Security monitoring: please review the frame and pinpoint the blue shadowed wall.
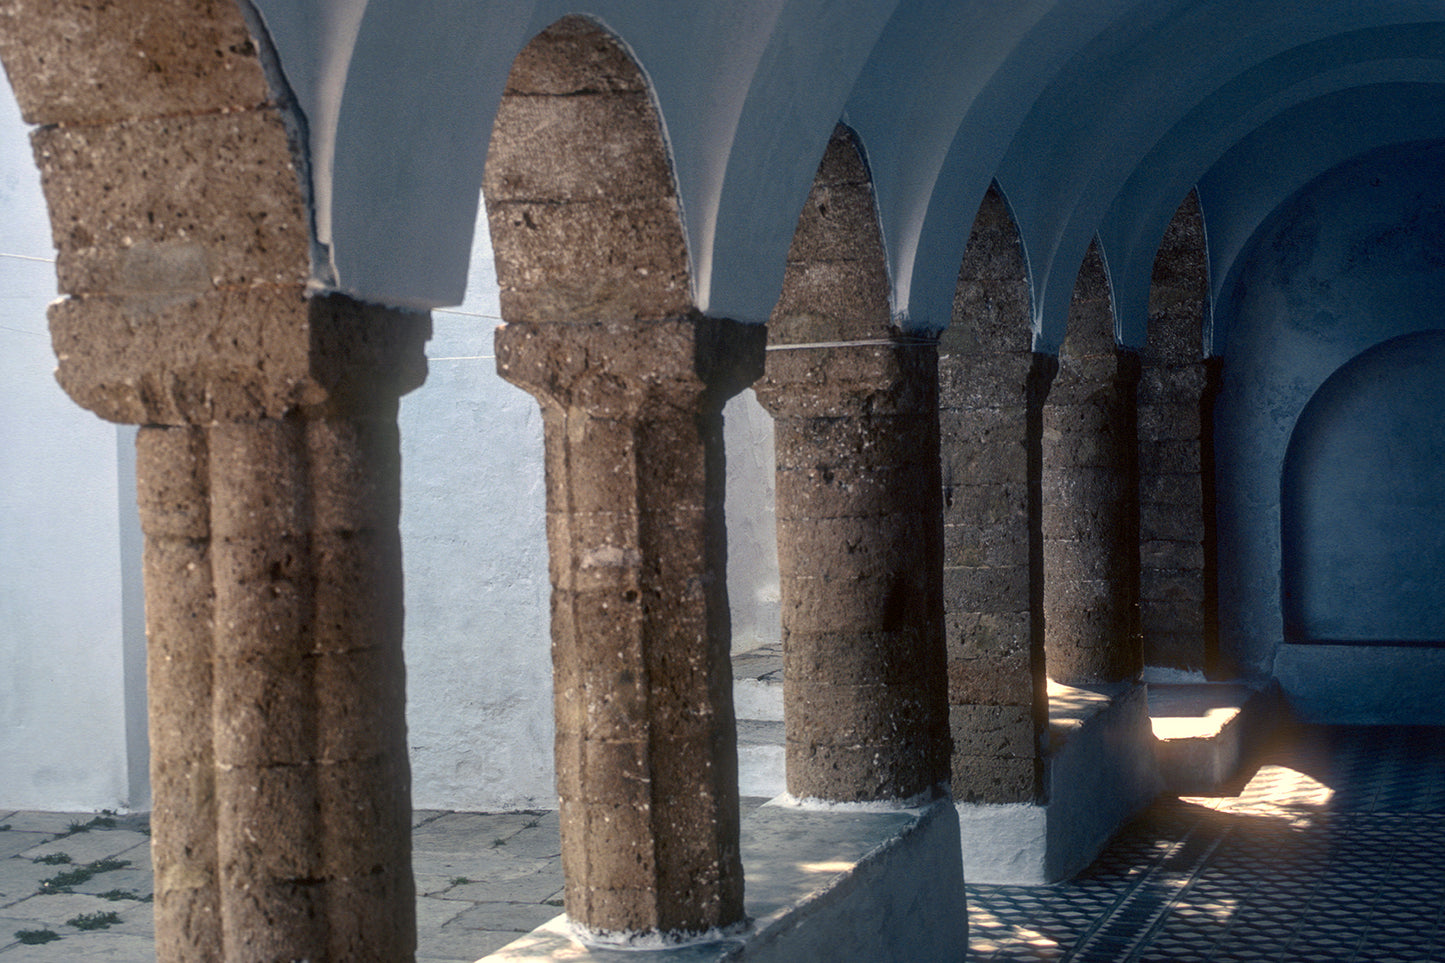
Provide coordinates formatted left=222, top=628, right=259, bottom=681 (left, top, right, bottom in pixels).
left=1213, top=140, right=1445, bottom=674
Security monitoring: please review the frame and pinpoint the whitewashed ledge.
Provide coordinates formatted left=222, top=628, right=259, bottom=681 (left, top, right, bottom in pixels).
left=476, top=796, right=967, bottom=963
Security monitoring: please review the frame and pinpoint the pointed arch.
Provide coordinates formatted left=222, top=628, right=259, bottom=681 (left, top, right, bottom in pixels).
left=483, top=15, right=692, bottom=326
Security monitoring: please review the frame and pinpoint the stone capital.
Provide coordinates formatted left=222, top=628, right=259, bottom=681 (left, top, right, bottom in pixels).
left=50, top=291, right=431, bottom=426
left=494, top=315, right=764, bottom=418
left=753, top=339, right=938, bottom=420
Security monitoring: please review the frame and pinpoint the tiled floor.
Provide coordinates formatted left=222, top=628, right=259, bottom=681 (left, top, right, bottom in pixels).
left=1, top=725, right=1441, bottom=961
left=969, top=725, right=1445, bottom=962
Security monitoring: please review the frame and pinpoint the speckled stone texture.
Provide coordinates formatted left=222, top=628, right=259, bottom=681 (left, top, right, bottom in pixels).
left=136, top=297, right=429, bottom=963
left=754, top=128, right=949, bottom=803
left=939, top=185, right=1049, bottom=804
left=483, top=16, right=690, bottom=326
left=1139, top=191, right=1220, bottom=675
left=1042, top=241, right=1142, bottom=685
left=484, top=18, right=763, bottom=936
left=0, top=2, right=430, bottom=958
left=496, top=317, right=763, bottom=936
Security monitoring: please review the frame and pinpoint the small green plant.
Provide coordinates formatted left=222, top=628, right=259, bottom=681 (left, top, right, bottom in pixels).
left=61, top=814, right=117, bottom=837
left=32, top=852, right=72, bottom=865
left=67, top=911, right=121, bottom=931
left=449, top=876, right=472, bottom=887
left=523, top=817, right=541, bottom=829
left=42, top=856, right=131, bottom=892
left=490, top=837, right=507, bottom=848
left=14, top=928, right=60, bottom=945
left=544, top=898, right=564, bottom=907
left=97, top=889, right=143, bottom=901
left=0, top=823, right=11, bottom=831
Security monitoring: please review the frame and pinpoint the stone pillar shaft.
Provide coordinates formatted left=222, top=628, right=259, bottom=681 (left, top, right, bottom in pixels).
left=938, top=349, right=1052, bottom=802
left=757, top=342, right=950, bottom=802
left=140, top=405, right=416, bottom=961
left=1042, top=245, right=1142, bottom=685
left=941, top=183, right=1049, bottom=804
left=1139, top=190, right=1219, bottom=674
left=496, top=317, right=761, bottom=937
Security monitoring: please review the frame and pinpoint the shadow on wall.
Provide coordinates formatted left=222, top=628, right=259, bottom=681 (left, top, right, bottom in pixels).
left=1282, top=329, right=1445, bottom=646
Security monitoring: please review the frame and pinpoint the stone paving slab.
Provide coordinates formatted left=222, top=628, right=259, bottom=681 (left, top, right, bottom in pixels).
left=19, top=830, right=149, bottom=865
left=0, top=856, right=61, bottom=902
left=0, top=930, right=154, bottom=960
left=0, top=833, right=52, bottom=861
left=0, top=814, right=83, bottom=835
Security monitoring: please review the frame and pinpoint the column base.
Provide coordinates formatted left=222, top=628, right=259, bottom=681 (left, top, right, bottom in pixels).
left=479, top=798, right=966, bottom=962
left=957, top=682, right=1160, bottom=884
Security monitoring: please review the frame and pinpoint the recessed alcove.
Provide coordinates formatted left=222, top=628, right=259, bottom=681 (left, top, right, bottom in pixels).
left=1281, top=329, right=1445, bottom=646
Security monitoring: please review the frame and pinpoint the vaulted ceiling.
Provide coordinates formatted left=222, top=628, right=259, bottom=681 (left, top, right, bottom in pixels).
left=251, top=0, right=1445, bottom=351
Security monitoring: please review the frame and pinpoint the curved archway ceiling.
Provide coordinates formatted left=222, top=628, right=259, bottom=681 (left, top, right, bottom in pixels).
left=255, top=0, right=1445, bottom=345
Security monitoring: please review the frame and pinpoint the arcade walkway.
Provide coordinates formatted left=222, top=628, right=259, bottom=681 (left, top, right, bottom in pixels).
left=1, top=725, right=1441, bottom=962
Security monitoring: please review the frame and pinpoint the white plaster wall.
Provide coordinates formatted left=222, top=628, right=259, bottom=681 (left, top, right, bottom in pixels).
left=0, top=77, right=139, bottom=812
left=398, top=216, right=557, bottom=811
left=723, top=389, right=780, bottom=653
left=398, top=212, right=785, bottom=808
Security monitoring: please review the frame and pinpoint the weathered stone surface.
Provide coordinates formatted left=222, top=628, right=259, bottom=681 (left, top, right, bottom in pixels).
left=757, top=342, right=937, bottom=417
left=946, top=611, right=1032, bottom=661
left=947, top=183, right=1034, bottom=353
left=488, top=198, right=691, bottom=324
left=50, top=288, right=429, bottom=426
left=485, top=92, right=674, bottom=203
left=33, top=109, right=307, bottom=295
left=502, top=15, right=647, bottom=95
left=774, top=459, right=931, bottom=520
left=939, top=184, right=1046, bottom=805
left=1140, top=538, right=1205, bottom=570
left=1145, top=191, right=1209, bottom=366
left=948, top=651, right=1034, bottom=705
left=943, top=519, right=1030, bottom=567
left=949, top=704, right=1034, bottom=758
left=498, top=315, right=755, bottom=934
left=485, top=18, right=693, bottom=331
left=1041, top=240, right=1141, bottom=686
left=0, top=0, right=271, bottom=126
left=952, top=754, right=1038, bottom=803
left=761, top=126, right=949, bottom=804
left=769, top=259, right=894, bottom=341
left=944, top=564, right=1031, bottom=612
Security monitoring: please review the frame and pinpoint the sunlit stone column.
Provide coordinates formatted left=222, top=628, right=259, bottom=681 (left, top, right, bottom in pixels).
left=496, top=315, right=762, bottom=937
left=130, top=297, right=428, bottom=961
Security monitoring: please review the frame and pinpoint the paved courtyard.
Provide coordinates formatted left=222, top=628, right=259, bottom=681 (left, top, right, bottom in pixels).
left=1, top=724, right=1441, bottom=961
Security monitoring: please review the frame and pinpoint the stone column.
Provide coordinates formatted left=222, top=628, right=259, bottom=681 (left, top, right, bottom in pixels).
left=755, top=342, right=950, bottom=802
left=752, top=126, right=949, bottom=803
left=1, top=3, right=429, bottom=957
left=496, top=316, right=762, bottom=938
left=939, top=184, right=1050, bottom=803
left=1139, top=191, right=1220, bottom=675
left=132, top=298, right=428, bottom=962
left=1042, top=242, right=1142, bottom=684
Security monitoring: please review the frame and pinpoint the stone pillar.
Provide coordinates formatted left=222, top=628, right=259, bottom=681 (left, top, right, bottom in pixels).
left=939, top=184, right=1050, bottom=803
left=1042, top=241, right=1142, bottom=684
left=1139, top=191, right=1220, bottom=675
left=496, top=316, right=762, bottom=938
left=134, top=298, right=428, bottom=962
left=756, top=343, right=950, bottom=802
left=0, top=5, right=429, bottom=956
left=753, top=126, right=949, bottom=803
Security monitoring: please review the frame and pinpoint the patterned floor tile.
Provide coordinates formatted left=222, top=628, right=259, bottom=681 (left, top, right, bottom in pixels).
left=968, top=725, right=1445, bottom=962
